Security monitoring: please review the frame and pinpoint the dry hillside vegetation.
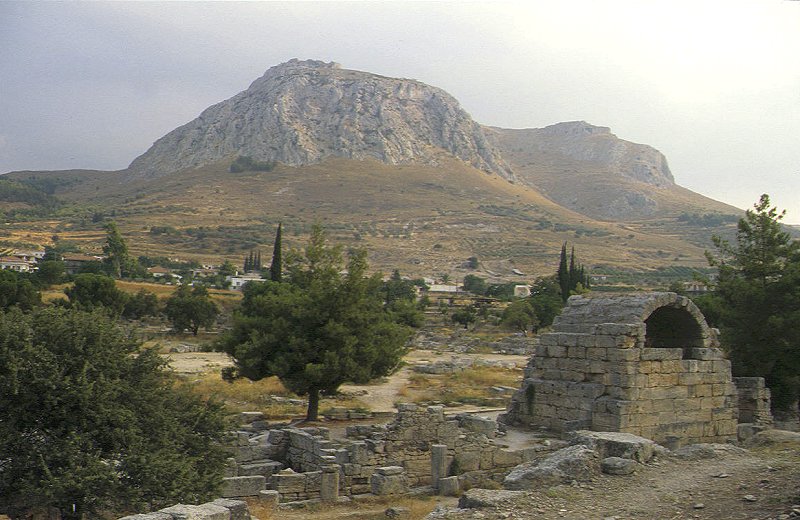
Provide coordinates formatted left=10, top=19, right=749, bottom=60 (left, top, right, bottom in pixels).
left=4, top=156, right=731, bottom=279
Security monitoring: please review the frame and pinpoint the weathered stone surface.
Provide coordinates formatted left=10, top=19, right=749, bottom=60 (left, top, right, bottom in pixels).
left=502, top=293, right=738, bottom=447
left=210, top=499, right=251, bottom=520
left=458, top=489, right=527, bottom=509
left=159, top=504, right=230, bottom=520
left=743, top=429, right=800, bottom=448
left=569, top=431, right=661, bottom=463
left=503, top=445, right=599, bottom=490
left=221, top=476, right=266, bottom=497
left=377, top=465, right=405, bottom=476
left=601, top=456, right=637, bottom=475
left=128, top=60, right=511, bottom=180
left=438, top=476, right=460, bottom=497
left=118, top=514, right=172, bottom=520
left=371, top=470, right=409, bottom=496
left=673, top=443, right=746, bottom=460
left=457, top=414, right=498, bottom=437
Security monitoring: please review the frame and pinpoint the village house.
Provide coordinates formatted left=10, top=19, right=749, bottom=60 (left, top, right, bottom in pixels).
left=227, top=273, right=267, bottom=291
left=147, top=266, right=182, bottom=282
left=0, top=256, right=35, bottom=272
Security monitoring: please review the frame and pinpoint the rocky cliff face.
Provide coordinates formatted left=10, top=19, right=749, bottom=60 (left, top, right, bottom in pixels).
left=128, top=59, right=512, bottom=179
left=492, top=121, right=674, bottom=188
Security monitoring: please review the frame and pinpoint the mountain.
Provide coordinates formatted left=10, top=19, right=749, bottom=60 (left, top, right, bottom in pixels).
left=488, top=121, right=737, bottom=221
left=128, top=59, right=512, bottom=180
left=1, top=60, right=745, bottom=282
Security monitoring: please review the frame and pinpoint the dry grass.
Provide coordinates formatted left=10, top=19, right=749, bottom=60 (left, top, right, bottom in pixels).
left=176, top=372, right=302, bottom=417
left=3, top=155, right=719, bottom=283
left=246, top=494, right=451, bottom=520
left=405, top=365, right=522, bottom=407
left=177, top=370, right=384, bottom=419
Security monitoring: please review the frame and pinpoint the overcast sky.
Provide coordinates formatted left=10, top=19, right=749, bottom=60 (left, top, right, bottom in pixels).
left=1, top=1, right=798, bottom=222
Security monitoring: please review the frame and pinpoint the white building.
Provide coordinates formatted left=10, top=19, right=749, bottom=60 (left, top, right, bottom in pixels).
left=227, top=273, right=267, bottom=291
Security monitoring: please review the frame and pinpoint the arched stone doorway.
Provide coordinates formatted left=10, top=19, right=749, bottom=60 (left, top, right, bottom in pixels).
left=501, top=293, right=738, bottom=447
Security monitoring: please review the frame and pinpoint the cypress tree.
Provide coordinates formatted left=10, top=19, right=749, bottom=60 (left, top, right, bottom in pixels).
left=255, top=251, right=262, bottom=272
left=568, top=246, right=578, bottom=289
left=270, top=222, right=283, bottom=282
left=557, top=242, right=569, bottom=302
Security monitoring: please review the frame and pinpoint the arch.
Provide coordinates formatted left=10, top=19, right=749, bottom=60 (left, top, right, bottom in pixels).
left=643, top=301, right=710, bottom=358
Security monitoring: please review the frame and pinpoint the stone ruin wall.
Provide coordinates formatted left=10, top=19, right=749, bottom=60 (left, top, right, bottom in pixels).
left=502, top=293, right=742, bottom=448
left=225, top=404, right=546, bottom=503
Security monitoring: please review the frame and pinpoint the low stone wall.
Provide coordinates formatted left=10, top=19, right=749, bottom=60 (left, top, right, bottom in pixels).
left=225, top=404, right=545, bottom=503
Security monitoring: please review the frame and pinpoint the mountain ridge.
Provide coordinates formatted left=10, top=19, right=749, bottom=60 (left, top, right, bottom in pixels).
left=128, top=59, right=512, bottom=180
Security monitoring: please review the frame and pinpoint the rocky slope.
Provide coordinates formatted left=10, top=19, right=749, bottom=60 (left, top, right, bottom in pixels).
left=487, top=121, right=696, bottom=220
left=492, top=121, right=674, bottom=186
left=128, top=59, right=512, bottom=180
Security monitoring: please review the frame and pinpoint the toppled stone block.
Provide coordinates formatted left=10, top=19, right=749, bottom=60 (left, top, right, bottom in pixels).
left=737, top=423, right=767, bottom=442
left=371, top=468, right=409, bottom=496
left=601, top=456, right=637, bottom=475
left=456, top=414, right=497, bottom=437
left=221, top=476, right=266, bottom=497
left=159, top=504, right=230, bottom=520
left=744, top=429, right=800, bottom=448
left=438, top=476, right=460, bottom=496
left=210, top=499, right=251, bottom=520
left=569, top=430, right=662, bottom=463
left=503, top=445, right=598, bottom=490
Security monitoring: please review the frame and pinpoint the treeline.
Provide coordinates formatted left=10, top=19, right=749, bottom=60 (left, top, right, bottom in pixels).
left=0, top=178, right=62, bottom=219
left=678, top=212, right=739, bottom=227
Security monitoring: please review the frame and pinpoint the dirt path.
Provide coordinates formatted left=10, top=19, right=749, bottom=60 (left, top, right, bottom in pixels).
left=338, top=350, right=528, bottom=414
left=429, top=441, right=800, bottom=520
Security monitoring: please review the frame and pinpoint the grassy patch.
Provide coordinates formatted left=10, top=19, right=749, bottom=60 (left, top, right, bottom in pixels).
left=405, top=365, right=522, bottom=407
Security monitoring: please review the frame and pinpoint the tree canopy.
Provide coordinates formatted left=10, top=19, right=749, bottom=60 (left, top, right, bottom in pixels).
left=703, top=194, right=800, bottom=415
left=501, top=300, right=539, bottom=334
left=164, top=284, right=219, bottom=335
left=0, top=307, right=227, bottom=519
left=219, top=225, right=412, bottom=421
left=0, top=270, right=41, bottom=311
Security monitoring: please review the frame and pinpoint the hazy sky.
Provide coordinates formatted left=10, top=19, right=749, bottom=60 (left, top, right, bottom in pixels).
left=1, top=1, right=798, bottom=222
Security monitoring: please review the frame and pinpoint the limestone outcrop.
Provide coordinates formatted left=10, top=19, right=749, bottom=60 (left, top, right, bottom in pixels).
left=128, top=59, right=512, bottom=179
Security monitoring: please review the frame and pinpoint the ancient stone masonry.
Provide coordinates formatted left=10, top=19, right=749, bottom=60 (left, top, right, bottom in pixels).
left=501, top=293, right=739, bottom=447
left=733, top=377, right=773, bottom=427
left=225, top=404, right=545, bottom=504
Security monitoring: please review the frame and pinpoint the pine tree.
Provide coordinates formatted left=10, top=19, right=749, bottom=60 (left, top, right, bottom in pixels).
left=221, top=225, right=410, bottom=421
left=270, top=222, right=283, bottom=282
left=705, top=194, right=800, bottom=415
